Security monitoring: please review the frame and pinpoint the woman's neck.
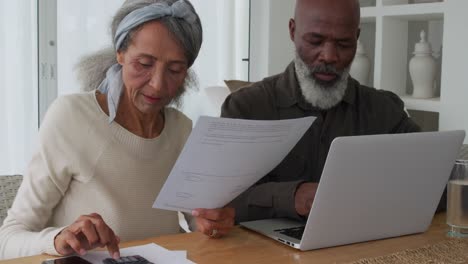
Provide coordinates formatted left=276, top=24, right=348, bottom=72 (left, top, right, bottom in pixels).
left=96, top=91, right=165, bottom=139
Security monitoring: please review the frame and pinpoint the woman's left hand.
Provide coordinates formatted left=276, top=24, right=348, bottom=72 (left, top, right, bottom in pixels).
left=192, top=207, right=235, bottom=238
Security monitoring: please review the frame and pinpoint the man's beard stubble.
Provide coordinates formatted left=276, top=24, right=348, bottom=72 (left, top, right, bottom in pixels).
left=294, top=52, right=350, bottom=110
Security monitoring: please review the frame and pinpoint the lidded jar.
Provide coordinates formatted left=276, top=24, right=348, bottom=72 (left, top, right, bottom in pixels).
left=409, top=30, right=437, bottom=98
left=350, top=39, right=371, bottom=86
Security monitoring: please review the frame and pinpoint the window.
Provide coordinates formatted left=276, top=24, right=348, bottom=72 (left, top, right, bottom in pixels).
left=0, top=0, right=250, bottom=174
left=0, top=1, right=38, bottom=175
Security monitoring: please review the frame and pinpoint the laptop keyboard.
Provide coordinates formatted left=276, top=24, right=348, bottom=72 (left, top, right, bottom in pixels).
left=275, top=226, right=305, bottom=240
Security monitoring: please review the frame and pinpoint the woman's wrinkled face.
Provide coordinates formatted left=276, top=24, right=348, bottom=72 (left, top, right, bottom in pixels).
left=117, top=20, right=188, bottom=115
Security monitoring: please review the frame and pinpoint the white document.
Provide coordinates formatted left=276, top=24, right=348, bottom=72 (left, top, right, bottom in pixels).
left=82, top=243, right=193, bottom=264
left=153, top=116, right=315, bottom=212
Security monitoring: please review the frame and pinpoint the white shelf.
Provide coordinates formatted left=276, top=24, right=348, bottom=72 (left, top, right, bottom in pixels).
left=401, top=96, right=440, bottom=112
left=371, top=1, right=445, bottom=107
left=371, top=0, right=468, bottom=137
left=361, top=7, right=378, bottom=21
left=380, top=0, right=444, bottom=6
left=251, top=0, right=468, bottom=142
left=361, top=3, right=444, bottom=21
left=382, top=3, right=445, bottom=20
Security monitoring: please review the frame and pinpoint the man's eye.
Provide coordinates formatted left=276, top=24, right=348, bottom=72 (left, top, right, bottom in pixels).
left=307, top=40, right=322, bottom=46
left=338, top=42, right=353, bottom=48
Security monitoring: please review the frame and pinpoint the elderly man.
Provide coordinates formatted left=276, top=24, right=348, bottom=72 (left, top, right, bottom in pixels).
left=222, top=0, right=420, bottom=221
left=220, top=0, right=422, bottom=222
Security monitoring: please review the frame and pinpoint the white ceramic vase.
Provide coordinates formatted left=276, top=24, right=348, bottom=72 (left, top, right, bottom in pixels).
left=409, top=30, right=437, bottom=99
left=350, top=39, right=371, bottom=86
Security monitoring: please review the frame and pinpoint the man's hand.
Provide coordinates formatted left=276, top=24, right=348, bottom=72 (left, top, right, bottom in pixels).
left=192, top=207, right=235, bottom=238
left=54, top=213, right=120, bottom=259
left=295, top=182, right=319, bottom=216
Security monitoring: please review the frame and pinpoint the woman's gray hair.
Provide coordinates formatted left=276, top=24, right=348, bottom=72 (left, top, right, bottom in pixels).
left=76, top=0, right=202, bottom=98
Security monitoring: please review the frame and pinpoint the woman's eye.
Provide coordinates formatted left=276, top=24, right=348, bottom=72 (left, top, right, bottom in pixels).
left=139, top=62, right=152, bottom=68
left=168, top=66, right=186, bottom=75
left=137, top=59, right=153, bottom=68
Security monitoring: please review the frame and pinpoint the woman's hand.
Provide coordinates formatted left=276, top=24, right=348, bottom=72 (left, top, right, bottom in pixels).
left=192, top=207, right=235, bottom=238
left=54, top=213, right=120, bottom=259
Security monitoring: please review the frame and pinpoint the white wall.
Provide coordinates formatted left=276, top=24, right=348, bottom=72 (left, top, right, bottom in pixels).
left=57, top=0, right=125, bottom=95
left=249, top=0, right=270, bottom=82
left=439, top=0, right=468, bottom=143
left=250, top=0, right=295, bottom=82
left=178, top=0, right=250, bottom=122
left=267, top=0, right=296, bottom=76
left=0, top=1, right=38, bottom=175
left=190, top=0, right=249, bottom=88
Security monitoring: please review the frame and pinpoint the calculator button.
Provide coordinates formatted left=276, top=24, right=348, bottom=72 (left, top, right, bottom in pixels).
left=102, top=255, right=153, bottom=264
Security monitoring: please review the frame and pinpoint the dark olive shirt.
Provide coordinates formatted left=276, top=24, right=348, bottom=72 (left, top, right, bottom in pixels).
left=221, top=62, right=421, bottom=223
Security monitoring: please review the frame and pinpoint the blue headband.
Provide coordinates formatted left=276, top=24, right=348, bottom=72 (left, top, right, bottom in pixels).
left=115, top=0, right=197, bottom=51
left=98, top=0, right=197, bottom=123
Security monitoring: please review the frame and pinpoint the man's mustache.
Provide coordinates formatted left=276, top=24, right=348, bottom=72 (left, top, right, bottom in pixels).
left=307, top=64, right=341, bottom=76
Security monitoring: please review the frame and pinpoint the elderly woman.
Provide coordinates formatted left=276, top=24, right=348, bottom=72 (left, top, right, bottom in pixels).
left=0, top=0, right=234, bottom=260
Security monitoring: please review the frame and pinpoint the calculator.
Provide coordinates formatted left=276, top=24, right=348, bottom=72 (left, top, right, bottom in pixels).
left=102, top=255, right=153, bottom=264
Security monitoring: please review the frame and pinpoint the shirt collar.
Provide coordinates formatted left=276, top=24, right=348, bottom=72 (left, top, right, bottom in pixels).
left=275, top=62, right=357, bottom=110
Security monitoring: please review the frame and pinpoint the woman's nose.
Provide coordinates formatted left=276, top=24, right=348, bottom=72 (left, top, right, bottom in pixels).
left=148, top=67, right=166, bottom=92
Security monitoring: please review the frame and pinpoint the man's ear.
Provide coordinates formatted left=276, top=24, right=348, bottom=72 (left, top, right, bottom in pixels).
left=289, top=18, right=296, bottom=42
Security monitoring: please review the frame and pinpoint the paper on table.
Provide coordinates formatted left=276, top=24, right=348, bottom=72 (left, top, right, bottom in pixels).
left=82, top=243, right=193, bottom=264
left=153, top=116, right=315, bottom=212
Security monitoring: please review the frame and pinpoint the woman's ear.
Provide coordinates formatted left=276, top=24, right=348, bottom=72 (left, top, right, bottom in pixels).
left=116, top=51, right=125, bottom=65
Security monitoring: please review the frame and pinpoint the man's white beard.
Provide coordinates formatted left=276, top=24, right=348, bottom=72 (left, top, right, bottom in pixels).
left=295, top=53, right=350, bottom=110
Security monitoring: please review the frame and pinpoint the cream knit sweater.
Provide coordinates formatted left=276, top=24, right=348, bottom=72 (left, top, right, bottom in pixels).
left=0, top=91, right=192, bottom=260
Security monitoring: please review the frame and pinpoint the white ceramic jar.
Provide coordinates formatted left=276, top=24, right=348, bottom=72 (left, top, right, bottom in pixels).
left=350, top=39, right=371, bottom=86
left=409, top=30, right=437, bottom=99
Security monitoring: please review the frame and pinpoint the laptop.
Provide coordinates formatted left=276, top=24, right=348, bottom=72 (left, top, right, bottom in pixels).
left=240, top=130, right=465, bottom=251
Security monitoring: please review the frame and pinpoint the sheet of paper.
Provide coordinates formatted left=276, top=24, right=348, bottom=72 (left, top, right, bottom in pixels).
left=82, top=243, right=193, bottom=264
left=153, top=116, right=315, bottom=212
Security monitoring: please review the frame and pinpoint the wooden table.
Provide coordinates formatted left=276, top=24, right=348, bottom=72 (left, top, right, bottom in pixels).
left=0, top=213, right=456, bottom=264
